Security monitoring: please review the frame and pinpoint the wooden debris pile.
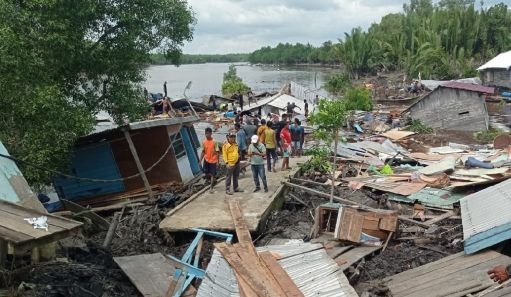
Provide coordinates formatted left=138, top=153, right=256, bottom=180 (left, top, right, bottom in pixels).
left=215, top=200, right=305, bottom=297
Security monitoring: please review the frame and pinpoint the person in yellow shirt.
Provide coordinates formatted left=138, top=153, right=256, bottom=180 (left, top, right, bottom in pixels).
left=257, top=119, right=267, bottom=144
left=264, top=122, right=278, bottom=173
left=222, top=133, right=242, bottom=195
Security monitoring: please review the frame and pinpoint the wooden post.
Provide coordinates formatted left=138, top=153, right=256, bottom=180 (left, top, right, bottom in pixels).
left=0, top=239, right=7, bottom=268
left=122, top=128, right=154, bottom=201
left=31, top=247, right=40, bottom=264
left=331, top=129, right=339, bottom=204
left=103, top=212, right=121, bottom=249
left=186, top=99, right=199, bottom=118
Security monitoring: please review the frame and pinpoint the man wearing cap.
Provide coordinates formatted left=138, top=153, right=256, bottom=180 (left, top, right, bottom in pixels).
left=248, top=135, right=268, bottom=193
left=223, top=132, right=242, bottom=195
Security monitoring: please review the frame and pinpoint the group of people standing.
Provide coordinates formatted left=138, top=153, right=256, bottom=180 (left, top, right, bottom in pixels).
left=199, top=113, right=305, bottom=195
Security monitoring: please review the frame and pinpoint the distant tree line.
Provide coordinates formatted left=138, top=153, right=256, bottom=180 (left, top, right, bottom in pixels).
left=151, top=53, right=249, bottom=65
left=248, top=42, right=338, bottom=65
left=248, top=0, right=511, bottom=80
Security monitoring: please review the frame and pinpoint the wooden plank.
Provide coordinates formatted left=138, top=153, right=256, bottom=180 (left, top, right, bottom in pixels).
left=0, top=200, right=80, bottom=229
left=0, top=209, right=64, bottom=239
left=388, top=253, right=506, bottom=294
left=0, top=239, right=6, bottom=268
left=233, top=244, right=287, bottom=297
left=62, top=199, right=110, bottom=231
left=483, top=286, right=511, bottom=297
left=228, top=200, right=255, bottom=252
left=336, top=246, right=382, bottom=271
left=214, top=242, right=278, bottom=297
left=0, top=225, right=34, bottom=244
left=325, top=245, right=354, bottom=260
left=123, top=129, right=154, bottom=200
left=235, top=271, right=259, bottom=297
left=392, top=256, right=505, bottom=297
left=379, top=216, right=398, bottom=232
left=424, top=211, right=455, bottom=226
left=398, top=216, right=432, bottom=229
left=114, top=253, right=177, bottom=297
left=386, top=251, right=497, bottom=284
left=259, top=251, right=305, bottom=297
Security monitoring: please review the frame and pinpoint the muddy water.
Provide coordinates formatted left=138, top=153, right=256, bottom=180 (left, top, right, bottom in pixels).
left=143, top=63, right=336, bottom=101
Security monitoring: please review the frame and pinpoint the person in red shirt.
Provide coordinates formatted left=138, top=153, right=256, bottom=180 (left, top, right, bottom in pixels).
left=200, top=127, right=220, bottom=193
left=280, top=121, right=292, bottom=170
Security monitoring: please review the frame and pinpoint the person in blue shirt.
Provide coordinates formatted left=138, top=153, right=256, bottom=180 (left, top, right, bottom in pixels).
left=235, top=123, right=247, bottom=161
left=290, top=118, right=305, bottom=157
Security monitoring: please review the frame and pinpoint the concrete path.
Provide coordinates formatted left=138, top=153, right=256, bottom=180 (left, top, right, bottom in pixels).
left=159, top=156, right=309, bottom=232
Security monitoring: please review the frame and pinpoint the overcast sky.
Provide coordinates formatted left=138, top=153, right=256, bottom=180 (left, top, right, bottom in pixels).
left=182, top=0, right=505, bottom=54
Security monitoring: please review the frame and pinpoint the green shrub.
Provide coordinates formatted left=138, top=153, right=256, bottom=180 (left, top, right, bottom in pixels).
left=345, top=87, right=372, bottom=111
left=325, top=72, right=351, bottom=95
left=407, top=119, right=433, bottom=134
left=301, top=146, right=332, bottom=174
left=474, top=129, right=503, bottom=143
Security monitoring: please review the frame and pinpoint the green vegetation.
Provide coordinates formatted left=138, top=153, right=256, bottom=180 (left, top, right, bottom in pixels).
left=0, top=0, right=195, bottom=186
left=474, top=129, right=502, bottom=143
left=249, top=41, right=338, bottom=65
left=324, top=73, right=351, bottom=96
left=345, top=88, right=373, bottom=111
left=308, top=99, right=349, bottom=202
left=222, top=65, right=249, bottom=97
left=302, top=146, right=332, bottom=175
left=248, top=1, right=511, bottom=80
left=407, top=119, right=434, bottom=134
left=151, top=53, right=249, bottom=65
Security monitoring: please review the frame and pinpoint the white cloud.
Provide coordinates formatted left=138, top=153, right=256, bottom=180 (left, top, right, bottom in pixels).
left=182, top=0, right=505, bottom=54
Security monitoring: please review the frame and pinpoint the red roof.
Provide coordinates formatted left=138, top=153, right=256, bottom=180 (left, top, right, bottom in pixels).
left=442, top=81, right=495, bottom=94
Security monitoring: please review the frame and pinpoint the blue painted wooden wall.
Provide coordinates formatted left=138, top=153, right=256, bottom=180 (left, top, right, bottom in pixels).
left=54, top=142, right=125, bottom=201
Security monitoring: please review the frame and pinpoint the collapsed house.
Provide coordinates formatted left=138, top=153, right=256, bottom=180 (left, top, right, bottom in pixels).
left=478, top=50, right=511, bottom=89
left=52, top=115, right=201, bottom=208
left=403, top=81, right=494, bottom=131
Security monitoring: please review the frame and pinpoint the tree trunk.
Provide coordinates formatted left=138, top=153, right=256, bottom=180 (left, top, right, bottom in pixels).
left=331, top=130, right=339, bottom=203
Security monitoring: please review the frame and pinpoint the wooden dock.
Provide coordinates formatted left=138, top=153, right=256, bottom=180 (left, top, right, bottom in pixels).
left=159, top=156, right=308, bottom=232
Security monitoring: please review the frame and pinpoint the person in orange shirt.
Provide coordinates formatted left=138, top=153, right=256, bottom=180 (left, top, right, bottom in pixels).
left=200, top=127, right=220, bottom=193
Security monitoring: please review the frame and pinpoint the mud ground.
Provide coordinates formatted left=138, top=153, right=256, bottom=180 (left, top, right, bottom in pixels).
left=11, top=177, right=224, bottom=297
left=9, top=167, right=461, bottom=297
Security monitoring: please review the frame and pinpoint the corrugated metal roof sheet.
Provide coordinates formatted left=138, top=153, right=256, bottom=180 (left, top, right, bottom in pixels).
left=477, top=50, right=511, bottom=71
left=245, top=93, right=307, bottom=115
left=196, top=243, right=358, bottom=297
left=442, top=81, right=495, bottom=94
left=461, top=178, right=511, bottom=254
left=389, top=188, right=464, bottom=210
left=87, top=115, right=199, bottom=138
left=268, top=94, right=307, bottom=113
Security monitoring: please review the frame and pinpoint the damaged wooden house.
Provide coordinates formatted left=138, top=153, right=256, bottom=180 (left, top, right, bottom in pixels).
left=52, top=114, right=202, bottom=209
left=403, top=81, right=495, bottom=131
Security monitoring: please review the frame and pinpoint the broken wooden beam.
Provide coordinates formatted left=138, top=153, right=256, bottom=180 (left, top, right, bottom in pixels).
left=424, top=211, right=455, bottom=226
left=122, top=128, right=154, bottom=201
left=228, top=200, right=257, bottom=257
left=397, top=216, right=431, bottom=229
left=287, top=192, right=308, bottom=207
left=103, top=212, right=121, bottom=249
left=282, top=181, right=358, bottom=206
left=259, top=251, right=305, bottom=297
left=62, top=199, right=110, bottom=230
left=215, top=242, right=278, bottom=297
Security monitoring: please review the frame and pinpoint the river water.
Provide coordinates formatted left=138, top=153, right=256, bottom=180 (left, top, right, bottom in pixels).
left=143, top=63, right=337, bottom=102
